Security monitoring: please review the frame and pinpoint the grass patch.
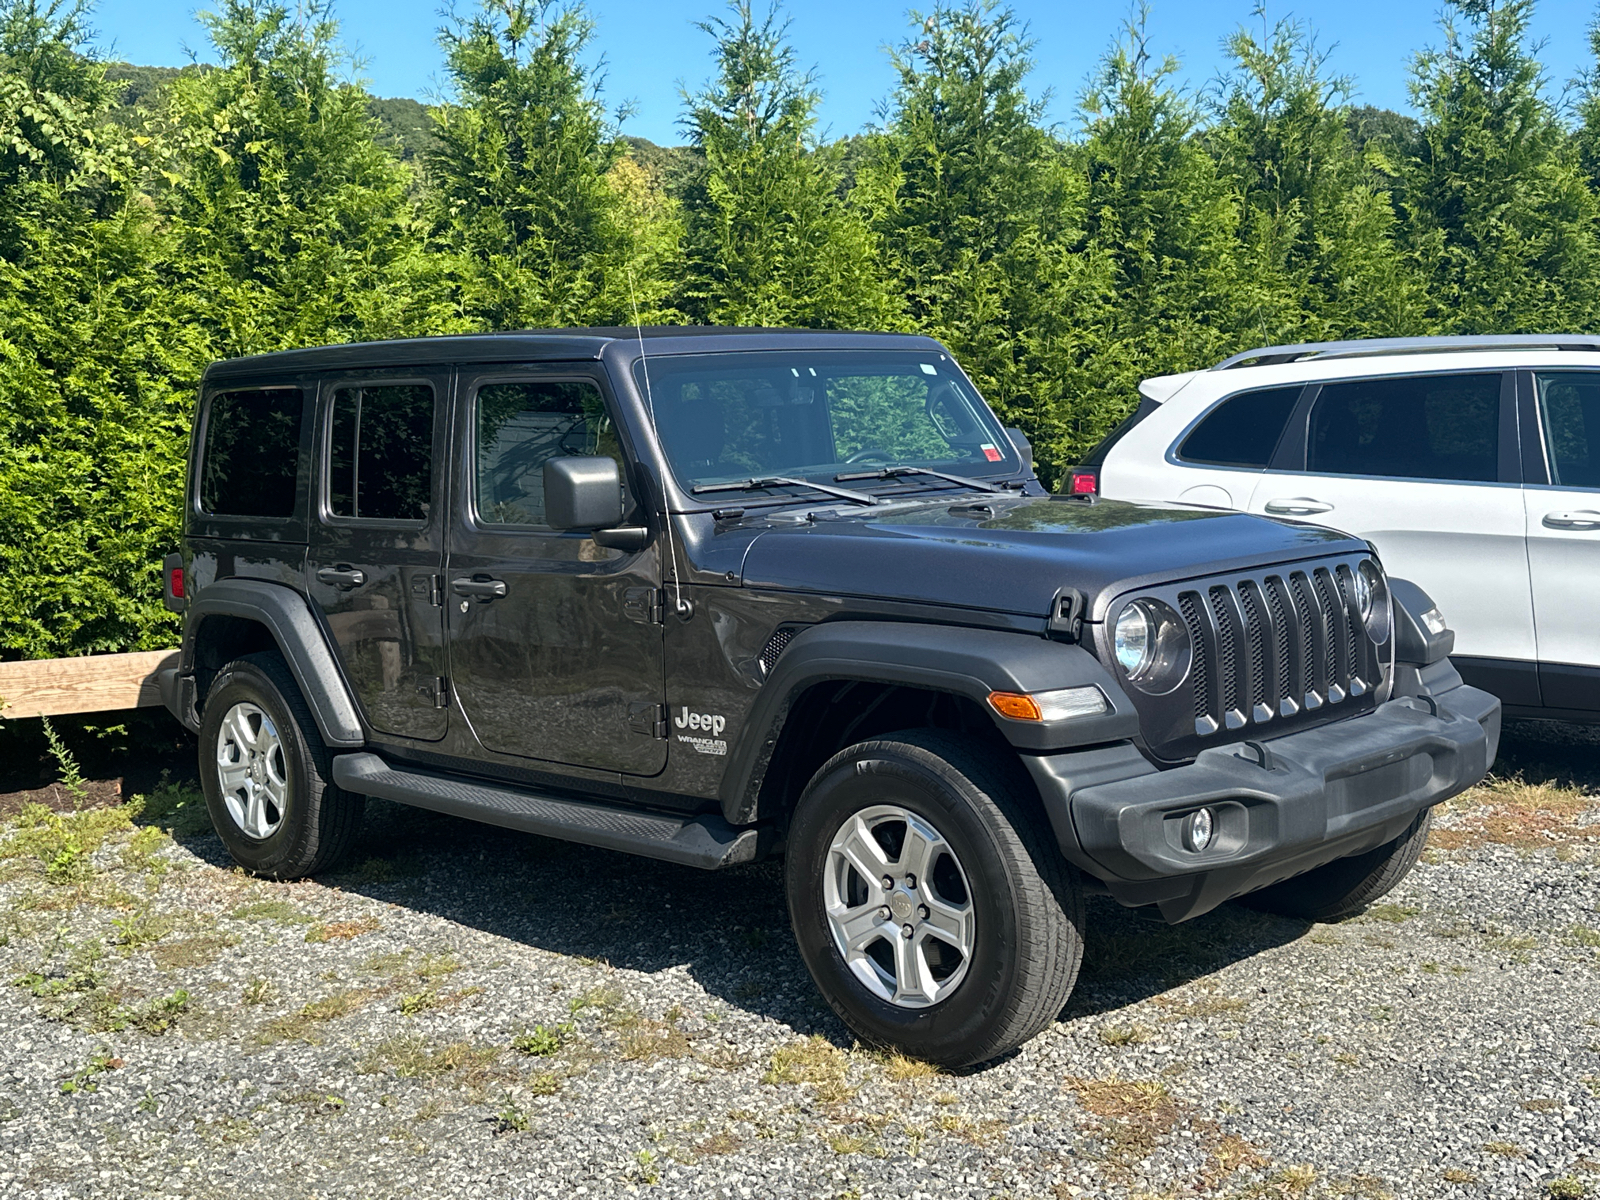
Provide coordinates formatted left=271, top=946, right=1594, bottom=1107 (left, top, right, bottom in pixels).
left=1521, top=1098, right=1563, bottom=1112
left=1443, top=1168, right=1478, bottom=1184
left=880, top=1052, right=941, bottom=1081
left=229, top=899, right=314, bottom=925
left=1099, top=1023, right=1155, bottom=1046
left=150, top=933, right=239, bottom=970
left=1548, top=1178, right=1590, bottom=1199
left=304, top=916, right=381, bottom=943
left=618, top=1017, right=691, bottom=1063
left=1483, top=1140, right=1527, bottom=1158
left=397, top=985, right=483, bottom=1016
left=256, top=989, right=375, bottom=1045
left=1, top=802, right=134, bottom=883
left=133, top=778, right=212, bottom=839
left=1065, top=1075, right=1183, bottom=1167
left=763, top=1036, right=853, bottom=1104
left=1364, top=903, right=1419, bottom=924
left=1153, top=990, right=1248, bottom=1019
left=359, top=1035, right=504, bottom=1086
left=1432, top=776, right=1600, bottom=851
left=1566, top=925, right=1600, bottom=948
left=111, top=909, right=176, bottom=950
left=513, top=1023, right=571, bottom=1057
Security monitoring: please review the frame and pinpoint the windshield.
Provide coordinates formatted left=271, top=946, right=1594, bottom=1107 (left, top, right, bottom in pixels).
left=632, top=350, right=1019, bottom=494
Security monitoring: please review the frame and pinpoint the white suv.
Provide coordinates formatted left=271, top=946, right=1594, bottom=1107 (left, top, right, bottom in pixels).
left=1072, top=334, right=1600, bottom=720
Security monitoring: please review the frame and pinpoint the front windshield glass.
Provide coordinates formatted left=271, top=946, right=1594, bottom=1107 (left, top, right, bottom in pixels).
left=632, top=350, right=1019, bottom=492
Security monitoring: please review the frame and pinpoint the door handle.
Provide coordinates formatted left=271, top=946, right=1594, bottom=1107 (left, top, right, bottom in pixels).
left=1542, top=510, right=1600, bottom=530
left=1263, top=497, right=1334, bottom=516
left=316, top=566, right=366, bottom=589
left=451, top=576, right=508, bottom=600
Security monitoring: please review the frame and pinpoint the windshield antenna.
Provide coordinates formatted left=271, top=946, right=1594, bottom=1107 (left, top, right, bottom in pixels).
left=629, top=270, right=690, bottom=618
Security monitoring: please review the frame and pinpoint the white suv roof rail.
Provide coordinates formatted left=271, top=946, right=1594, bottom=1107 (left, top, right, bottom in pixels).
left=1211, top=333, right=1600, bottom=371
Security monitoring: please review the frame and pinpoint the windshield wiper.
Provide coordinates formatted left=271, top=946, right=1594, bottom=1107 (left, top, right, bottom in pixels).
left=834, top=465, right=1005, bottom=493
left=691, top=476, right=881, bottom=506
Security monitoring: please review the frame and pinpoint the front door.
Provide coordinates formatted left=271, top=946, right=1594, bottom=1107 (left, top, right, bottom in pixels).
left=1245, top=370, right=1534, bottom=668
left=306, top=373, right=449, bottom=741
left=445, top=368, right=667, bottom=775
left=1523, top=369, right=1600, bottom=710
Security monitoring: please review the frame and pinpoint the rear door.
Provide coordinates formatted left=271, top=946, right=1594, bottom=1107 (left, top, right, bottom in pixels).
left=1522, top=369, right=1600, bottom=710
left=444, top=367, right=668, bottom=775
left=306, top=372, right=449, bottom=741
left=1244, top=370, right=1534, bottom=675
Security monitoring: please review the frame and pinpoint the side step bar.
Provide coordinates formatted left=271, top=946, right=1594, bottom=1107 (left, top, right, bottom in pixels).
left=331, top=752, right=762, bottom=870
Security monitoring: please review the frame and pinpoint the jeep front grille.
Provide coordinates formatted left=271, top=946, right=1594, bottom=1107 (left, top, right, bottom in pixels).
left=1109, top=555, right=1389, bottom=762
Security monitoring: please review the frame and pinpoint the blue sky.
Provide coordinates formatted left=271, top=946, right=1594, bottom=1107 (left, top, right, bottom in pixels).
left=91, top=0, right=1600, bottom=145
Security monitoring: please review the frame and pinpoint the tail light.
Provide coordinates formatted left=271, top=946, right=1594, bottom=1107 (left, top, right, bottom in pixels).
left=1067, top=468, right=1099, bottom=495
left=163, top=552, right=186, bottom=612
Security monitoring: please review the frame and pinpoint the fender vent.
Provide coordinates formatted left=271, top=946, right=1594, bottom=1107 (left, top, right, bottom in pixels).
left=759, top=626, right=799, bottom=674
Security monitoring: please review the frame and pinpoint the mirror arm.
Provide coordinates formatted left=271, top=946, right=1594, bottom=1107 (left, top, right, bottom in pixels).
left=592, top=526, right=650, bottom=552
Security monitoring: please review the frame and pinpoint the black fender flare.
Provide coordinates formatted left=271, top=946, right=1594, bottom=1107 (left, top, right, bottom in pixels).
left=182, top=579, right=365, bottom=748
left=718, top=620, right=1139, bottom=822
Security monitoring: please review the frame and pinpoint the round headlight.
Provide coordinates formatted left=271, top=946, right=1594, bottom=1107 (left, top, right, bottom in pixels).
left=1357, top=560, right=1389, bottom=644
left=1113, top=599, right=1192, bottom=694
left=1114, top=603, right=1153, bottom=677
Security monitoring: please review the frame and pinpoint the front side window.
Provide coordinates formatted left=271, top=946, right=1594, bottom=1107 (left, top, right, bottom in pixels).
left=1307, top=373, right=1501, bottom=483
left=636, top=351, right=1017, bottom=489
left=1536, top=372, right=1600, bottom=488
left=200, top=387, right=305, bottom=518
left=1177, top=386, right=1302, bottom=468
left=327, top=383, right=435, bottom=522
left=475, top=380, right=620, bottom=526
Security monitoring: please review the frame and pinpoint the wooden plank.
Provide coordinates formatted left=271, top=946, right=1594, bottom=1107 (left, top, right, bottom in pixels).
left=0, top=650, right=181, bottom=719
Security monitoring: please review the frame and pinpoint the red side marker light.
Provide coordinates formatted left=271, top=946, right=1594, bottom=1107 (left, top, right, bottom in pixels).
left=169, top=568, right=185, bottom=599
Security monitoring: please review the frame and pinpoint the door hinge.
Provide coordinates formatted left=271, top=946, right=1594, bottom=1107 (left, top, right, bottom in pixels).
left=623, top=586, right=665, bottom=625
left=430, top=574, right=444, bottom=607
left=419, top=676, right=448, bottom=708
left=628, top=701, right=668, bottom=739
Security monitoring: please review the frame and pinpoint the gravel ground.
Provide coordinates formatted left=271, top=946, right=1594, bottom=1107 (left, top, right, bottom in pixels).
left=0, top=719, right=1597, bottom=1200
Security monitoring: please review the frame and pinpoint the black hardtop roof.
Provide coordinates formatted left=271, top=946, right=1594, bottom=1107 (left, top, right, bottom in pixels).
left=203, top=326, right=946, bottom=384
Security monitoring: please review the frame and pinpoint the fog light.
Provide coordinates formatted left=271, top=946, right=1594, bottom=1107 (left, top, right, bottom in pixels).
left=1182, top=807, right=1216, bottom=852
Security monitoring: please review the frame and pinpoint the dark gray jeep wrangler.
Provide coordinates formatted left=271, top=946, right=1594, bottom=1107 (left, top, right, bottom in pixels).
left=158, top=328, right=1499, bottom=1066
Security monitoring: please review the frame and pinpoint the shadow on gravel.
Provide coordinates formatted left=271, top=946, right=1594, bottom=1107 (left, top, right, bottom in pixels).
left=306, top=796, right=1313, bottom=1046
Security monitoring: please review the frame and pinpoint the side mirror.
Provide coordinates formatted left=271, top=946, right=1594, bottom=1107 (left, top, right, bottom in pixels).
left=543, top=456, right=649, bottom=551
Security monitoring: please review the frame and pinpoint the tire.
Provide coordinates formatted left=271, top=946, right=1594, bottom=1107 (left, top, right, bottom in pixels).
left=1243, top=808, right=1433, bottom=922
left=784, top=729, right=1084, bottom=1068
left=197, top=651, right=364, bottom=879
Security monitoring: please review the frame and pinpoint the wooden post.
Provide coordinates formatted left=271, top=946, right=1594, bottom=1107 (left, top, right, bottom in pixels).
left=0, top=650, right=181, bottom=719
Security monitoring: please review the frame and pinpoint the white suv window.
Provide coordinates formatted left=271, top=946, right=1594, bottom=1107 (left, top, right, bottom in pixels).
left=1306, top=374, right=1500, bottom=482
left=1176, top=386, right=1302, bottom=468
left=1535, top=372, right=1600, bottom=487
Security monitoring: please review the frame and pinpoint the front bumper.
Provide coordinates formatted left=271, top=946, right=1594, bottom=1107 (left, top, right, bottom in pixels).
left=1025, top=682, right=1500, bottom=922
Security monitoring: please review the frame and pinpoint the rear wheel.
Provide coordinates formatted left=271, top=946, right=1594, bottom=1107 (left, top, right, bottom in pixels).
left=1243, top=808, right=1433, bottom=922
left=197, top=652, right=364, bottom=879
left=785, top=730, right=1084, bottom=1068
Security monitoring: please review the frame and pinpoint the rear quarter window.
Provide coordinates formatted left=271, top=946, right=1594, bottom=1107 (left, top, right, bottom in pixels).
left=200, top=387, right=306, bottom=518
left=1177, top=386, right=1303, bottom=468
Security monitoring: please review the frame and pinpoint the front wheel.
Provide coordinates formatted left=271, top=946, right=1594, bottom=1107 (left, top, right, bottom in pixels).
left=1243, top=808, right=1433, bottom=922
left=785, top=730, right=1084, bottom=1068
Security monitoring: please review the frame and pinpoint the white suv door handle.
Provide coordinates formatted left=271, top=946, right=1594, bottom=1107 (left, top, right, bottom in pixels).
left=1264, top=497, right=1334, bottom=516
left=1542, top=510, right=1600, bottom=531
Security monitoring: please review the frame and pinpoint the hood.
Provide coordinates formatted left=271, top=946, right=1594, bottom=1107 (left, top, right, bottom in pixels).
left=728, top=496, right=1364, bottom=621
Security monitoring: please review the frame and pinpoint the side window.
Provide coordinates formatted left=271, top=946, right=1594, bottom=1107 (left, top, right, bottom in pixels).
left=1177, top=387, right=1302, bottom=468
left=200, top=387, right=305, bottom=518
left=1307, top=373, right=1501, bottom=482
left=474, top=380, right=620, bottom=527
left=1535, top=372, right=1600, bottom=488
left=327, top=383, right=435, bottom=522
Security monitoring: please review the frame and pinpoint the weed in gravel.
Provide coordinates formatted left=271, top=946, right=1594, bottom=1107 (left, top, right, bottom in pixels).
left=1365, top=904, right=1419, bottom=923
left=494, top=1091, right=532, bottom=1133
left=879, top=1052, right=941, bottom=1081
left=60, top=1048, right=122, bottom=1094
left=1522, top=1098, right=1563, bottom=1112
left=933, top=1091, right=959, bottom=1106
left=1567, top=925, right=1600, bottom=948
left=1152, top=990, right=1249, bottom=1019
left=633, top=1149, right=661, bottom=1185
left=130, top=989, right=191, bottom=1034
left=242, top=977, right=273, bottom=1004
left=398, top=985, right=484, bottom=1016
left=111, top=909, right=176, bottom=950
left=1099, top=1023, right=1155, bottom=1046
left=826, top=1130, right=883, bottom=1157
left=1549, top=1178, right=1590, bottom=1199
left=527, top=1071, right=562, bottom=1096
left=513, top=1023, right=571, bottom=1057
left=619, top=1016, right=692, bottom=1063
left=1442, top=1168, right=1478, bottom=1184
left=132, top=778, right=211, bottom=839
left=1065, top=1076, right=1183, bottom=1169
left=229, top=899, right=314, bottom=925
left=2, top=802, right=134, bottom=883
left=1433, top=776, right=1600, bottom=850
left=150, top=933, right=239, bottom=970
left=1201, top=1134, right=1269, bottom=1186
left=1264, top=1165, right=1318, bottom=1195
left=569, top=985, right=624, bottom=1015
left=360, top=1035, right=504, bottom=1086
left=695, top=1129, right=742, bottom=1156
left=764, top=1037, right=852, bottom=1104
left=256, top=989, right=375, bottom=1045
left=1483, top=1140, right=1527, bottom=1158
left=194, top=1116, right=257, bottom=1145
left=120, top=827, right=170, bottom=876
left=304, top=916, right=381, bottom=943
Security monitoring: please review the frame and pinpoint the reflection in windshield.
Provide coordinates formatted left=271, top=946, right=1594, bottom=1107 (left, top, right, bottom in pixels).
left=635, top=351, right=1018, bottom=490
